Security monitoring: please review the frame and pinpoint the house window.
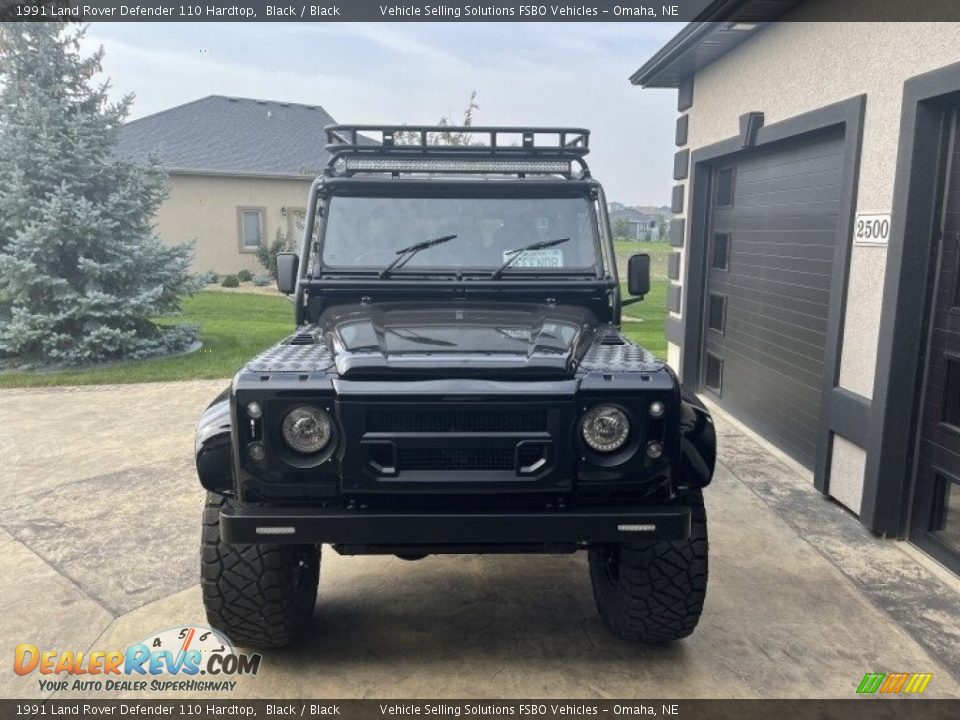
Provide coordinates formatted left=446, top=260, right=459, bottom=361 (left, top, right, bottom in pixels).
left=239, top=208, right=265, bottom=251
left=930, top=473, right=960, bottom=552
left=716, top=167, right=735, bottom=207
left=712, top=233, right=730, bottom=270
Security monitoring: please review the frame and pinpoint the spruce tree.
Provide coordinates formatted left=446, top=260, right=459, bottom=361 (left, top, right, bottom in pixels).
left=0, top=23, right=198, bottom=367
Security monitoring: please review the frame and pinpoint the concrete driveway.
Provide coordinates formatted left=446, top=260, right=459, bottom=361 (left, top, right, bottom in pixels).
left=2, top=381, right=959, bottom=699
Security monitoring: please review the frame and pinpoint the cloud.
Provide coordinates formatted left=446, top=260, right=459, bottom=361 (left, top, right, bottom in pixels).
left=84, top=22, right=679, bottom=204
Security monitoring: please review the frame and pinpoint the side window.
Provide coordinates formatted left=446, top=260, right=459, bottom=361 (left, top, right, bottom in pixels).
left=708, top=294, right=727, bottom=334
left=716, top=166, right=735, bottom=207
left=942, top=355, right=960, bottom=428
left=704, top=352, right=723, bottom=394
left=712, top=233, right=730, bottom=271
left=239, top=208, right=264, bottom=252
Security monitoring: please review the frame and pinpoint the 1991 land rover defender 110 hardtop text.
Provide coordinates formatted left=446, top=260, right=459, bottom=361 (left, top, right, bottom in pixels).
left=195, top=126, right=716, bottom=648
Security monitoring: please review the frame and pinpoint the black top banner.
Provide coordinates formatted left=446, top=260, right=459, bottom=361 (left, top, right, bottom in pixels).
left=2, top=0, right=959, bottom=22
left=2, top=700, right=960, bottom=720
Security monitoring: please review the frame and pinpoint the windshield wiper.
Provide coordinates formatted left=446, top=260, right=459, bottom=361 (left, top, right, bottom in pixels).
left=490, top=238, right=570, bottom=279
left=379, top=234, right=458, bottom=278
left=385, top=327, right=457, bottom=347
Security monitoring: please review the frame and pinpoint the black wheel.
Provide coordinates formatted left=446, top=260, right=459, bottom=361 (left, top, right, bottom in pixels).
left=589, top=490, right=708, bottom=643
left=200, top=493, right=320, bottom=648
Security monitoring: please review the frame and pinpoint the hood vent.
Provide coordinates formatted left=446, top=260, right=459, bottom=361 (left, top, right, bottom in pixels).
left=288, top=332, right=318, bottom=346
left=599, top=331, right=627, bottom=346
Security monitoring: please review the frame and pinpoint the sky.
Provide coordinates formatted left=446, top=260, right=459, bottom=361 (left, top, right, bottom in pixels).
left=84, top=22, right=683, bottom=205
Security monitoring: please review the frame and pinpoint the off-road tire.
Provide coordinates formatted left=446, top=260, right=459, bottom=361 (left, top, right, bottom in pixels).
left=201, top=493, right=320, bottom=648
left=588, top=490, right=708, bottom=643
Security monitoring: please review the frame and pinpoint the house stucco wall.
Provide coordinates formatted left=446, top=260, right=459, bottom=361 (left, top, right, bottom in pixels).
left=154, top=173, right=313, bottom=275
left=670, top=7, right=960, bottom=511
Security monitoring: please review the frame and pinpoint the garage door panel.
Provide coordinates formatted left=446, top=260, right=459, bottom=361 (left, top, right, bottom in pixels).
left=702, top=127, right=844, bottom=469
left=737, top=166, right=845, bottom=194
left=722, top=298, right=828, bottom=344
left=710, top=332, right=824, bottom=391
left=712, top=392, right=819, bottom=462
left=716, top=273, right=832, bottom=308
left=724, top=317, right=827, bottom=365
left=735, top=184, right=845, bottom=208
left=731, top=213, right=840, bottom=233
left=731, top=242, right=836, bottom=264
left=726, top=258, right=833, bottom=289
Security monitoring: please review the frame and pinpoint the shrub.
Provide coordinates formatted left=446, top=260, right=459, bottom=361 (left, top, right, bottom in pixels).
left=0, top=24, right=198, bottom=367
left=221, top=275, right=239, bottom=288
left=202, top=271, right=219, bottom=284
left=237, top=269, right=253, bottom=282
left=253, top=275, right=270, bottom=287
left=256, top=229, right=291, bottom=279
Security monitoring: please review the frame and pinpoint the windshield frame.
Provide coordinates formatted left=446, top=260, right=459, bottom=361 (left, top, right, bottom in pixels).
left=313, top=180, right=607, bottom=279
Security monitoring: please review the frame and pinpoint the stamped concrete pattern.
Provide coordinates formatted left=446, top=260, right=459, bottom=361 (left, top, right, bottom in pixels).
left=1, top=381, right=959, bottom=700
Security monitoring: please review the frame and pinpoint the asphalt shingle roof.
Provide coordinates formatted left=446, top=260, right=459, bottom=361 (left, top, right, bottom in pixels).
left=116, top=95, right=339, bottom=177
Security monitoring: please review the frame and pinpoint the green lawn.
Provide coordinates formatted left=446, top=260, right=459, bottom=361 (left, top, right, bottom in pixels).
left=0, top=274, right=671, bottom=388
left=0, top=292, right=294, bottom=388
left=614, top=240, right=671, bottom=282
left=621, top=280, right=668, bottom=360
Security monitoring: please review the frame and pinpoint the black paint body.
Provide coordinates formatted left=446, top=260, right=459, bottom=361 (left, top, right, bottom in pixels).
left=195, top=127, right=715, bottom=555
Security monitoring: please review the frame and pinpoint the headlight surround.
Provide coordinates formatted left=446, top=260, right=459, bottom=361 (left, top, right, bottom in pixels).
left=580, top=405, right=631, bottom=453
left=281, top=405, right=333, bottom=455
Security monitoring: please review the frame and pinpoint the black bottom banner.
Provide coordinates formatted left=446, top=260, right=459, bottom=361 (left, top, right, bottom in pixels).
left=2, top=700, right=959, bottom=720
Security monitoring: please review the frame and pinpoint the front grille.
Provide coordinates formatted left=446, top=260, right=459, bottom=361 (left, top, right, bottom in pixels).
left=369, top=408, right=547, bottom=433
left=398, top=447, right=515, bottom=471
left=395, top=443, right=547, bottom=472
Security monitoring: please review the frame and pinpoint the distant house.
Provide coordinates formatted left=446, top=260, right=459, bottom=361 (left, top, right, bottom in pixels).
left=607, top=203, right=670, bottom=240
left=116, top=95, right=339, bottom=274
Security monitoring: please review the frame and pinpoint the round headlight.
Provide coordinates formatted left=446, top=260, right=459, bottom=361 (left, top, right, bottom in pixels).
left=581, top=405, right=630, bottom=453
left=281, top=406, right=332, bottom=455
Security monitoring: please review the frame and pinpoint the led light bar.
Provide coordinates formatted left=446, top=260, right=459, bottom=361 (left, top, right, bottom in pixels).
left=341, top=157, right=572, bottom=175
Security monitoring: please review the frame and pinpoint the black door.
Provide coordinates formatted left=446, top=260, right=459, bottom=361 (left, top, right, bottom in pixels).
left=701, top=128, right=845, bottom=468
left=911, top=109, right=960, bottom=573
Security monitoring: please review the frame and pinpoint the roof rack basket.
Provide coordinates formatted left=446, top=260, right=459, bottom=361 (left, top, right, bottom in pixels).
left=323, top=125, right=591, bottom=178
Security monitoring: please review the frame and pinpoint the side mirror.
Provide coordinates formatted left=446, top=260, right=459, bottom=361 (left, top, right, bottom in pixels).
left=627, top=253, right=651, bottom=298
left=276, top=252, right=299, bottom=295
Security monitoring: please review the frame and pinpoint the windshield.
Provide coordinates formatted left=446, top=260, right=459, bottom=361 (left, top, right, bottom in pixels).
left=321, top=195, right=599, bottom=272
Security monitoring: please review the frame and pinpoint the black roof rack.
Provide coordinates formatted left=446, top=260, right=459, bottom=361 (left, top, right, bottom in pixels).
left=323, top=125, right=591, bottom=178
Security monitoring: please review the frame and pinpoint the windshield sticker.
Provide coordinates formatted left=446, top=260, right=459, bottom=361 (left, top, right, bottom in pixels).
left=503, top=249, right=563, bottom=268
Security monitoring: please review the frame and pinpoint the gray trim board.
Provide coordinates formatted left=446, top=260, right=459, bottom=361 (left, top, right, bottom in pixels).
left=678, top=77, right=694, bottom=112
left=828, top=388, right=872, bottom=447
left=667, top=252, right=681, bottom=281
left=669, top=218, right=685, bottom=247
left=667, top=284, right=682, bottom=313
left=674, top=149, right=691, bottom=180
left=671, top=184, right=685, bottom=213
left=676, top=115, right=689, bottom=146
left=666, top=316, right=684, bottom=346
left=865, top=61, right=960, bottom=544
left=682, top=95, right=867, bottom=494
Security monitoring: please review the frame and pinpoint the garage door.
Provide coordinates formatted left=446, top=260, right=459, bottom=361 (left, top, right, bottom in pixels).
left=700, top=128, right=845, bottom=468
left=910, top=108, right=960, bottom=569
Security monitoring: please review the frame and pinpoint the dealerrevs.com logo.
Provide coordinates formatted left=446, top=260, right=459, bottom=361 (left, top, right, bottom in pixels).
left=14, top=625, right=261, bottom=693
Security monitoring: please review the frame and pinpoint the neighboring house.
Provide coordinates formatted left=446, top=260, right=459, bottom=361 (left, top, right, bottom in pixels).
left=632, top=0, right=960, bottom=573
left=116, top=95, right=338, bottom=274
left=607, top=203, right=670, bottom=240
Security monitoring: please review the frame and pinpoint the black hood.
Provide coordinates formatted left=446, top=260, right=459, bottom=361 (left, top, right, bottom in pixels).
left=320, top=301, right=600, bottom=378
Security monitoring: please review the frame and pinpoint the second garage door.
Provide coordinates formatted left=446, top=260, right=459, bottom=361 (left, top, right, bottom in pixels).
left=700, top=128, right=845, bottom=468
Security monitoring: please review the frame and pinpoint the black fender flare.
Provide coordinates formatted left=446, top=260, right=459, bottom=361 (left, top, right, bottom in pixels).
left=196, top=387, right=234, bottom=496
left=678, top=385, right=716, bottom=490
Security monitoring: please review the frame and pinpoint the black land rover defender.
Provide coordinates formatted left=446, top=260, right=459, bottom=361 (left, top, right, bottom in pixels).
left=195, top=126, right=716, bottom=648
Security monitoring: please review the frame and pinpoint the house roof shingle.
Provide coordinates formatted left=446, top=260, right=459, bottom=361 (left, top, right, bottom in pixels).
left=116, top=95, right=339, bottom=178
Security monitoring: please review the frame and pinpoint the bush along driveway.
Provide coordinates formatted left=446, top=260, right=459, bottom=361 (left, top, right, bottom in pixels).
left=0, top=292, right=293, bottom=388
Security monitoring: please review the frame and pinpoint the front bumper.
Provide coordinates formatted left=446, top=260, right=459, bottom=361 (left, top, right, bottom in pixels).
left=219, top=504, right=691, bottom=545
